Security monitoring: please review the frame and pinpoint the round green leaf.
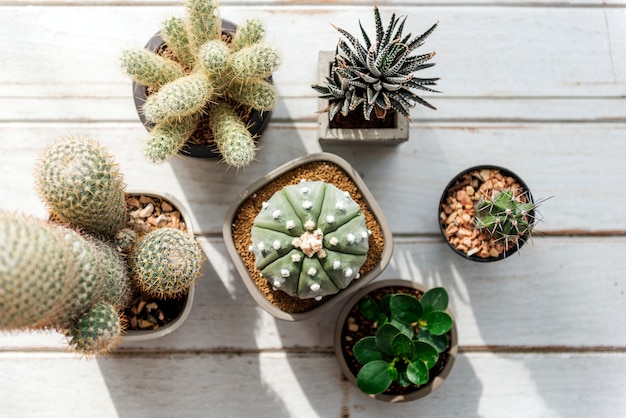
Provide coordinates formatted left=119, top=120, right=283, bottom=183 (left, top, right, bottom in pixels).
left=390, top=294, right=422, bottom=325
left=353, top=336, right=384, bottom=365
left=376, top=323, right=401, bottom=356
left=412, top=341, right=439, bottom=368
left=426, top=311, right=453, bottom=336
left=420, top=287, right=449, bottom=315
left=391, top=333, right=414, bottom=358
left=406, top=360, right=429, bottom=386
left=417, top=329, right=450, bottom=353
left=359, top=298, right=380, bottom=322
left=356, top=360, right=396, bottom=395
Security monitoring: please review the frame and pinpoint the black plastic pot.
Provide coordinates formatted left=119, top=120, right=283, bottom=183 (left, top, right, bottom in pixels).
left=131, top=20, right=272, bottom=159
left=438, top=165, right=536, bottom=262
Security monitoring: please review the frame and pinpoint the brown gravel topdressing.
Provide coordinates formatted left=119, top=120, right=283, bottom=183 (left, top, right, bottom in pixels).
left=231, top=161, right=385, bottom=313
left=440, top=168, right=531, bottom=259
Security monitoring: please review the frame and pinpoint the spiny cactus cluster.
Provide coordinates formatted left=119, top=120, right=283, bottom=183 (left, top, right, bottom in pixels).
left=312, top=6, right=439, bottom=122
left=121, top=0, right=280, bottom=168
left=474, top=189, right=536, bottom=246
left=0, top=136, right=204, bottom=356
left=250, top=180, right=370, bottom=301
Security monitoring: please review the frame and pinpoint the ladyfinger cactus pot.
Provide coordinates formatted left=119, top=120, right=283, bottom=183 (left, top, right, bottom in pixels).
left=224, top=153, right=393, bottom=321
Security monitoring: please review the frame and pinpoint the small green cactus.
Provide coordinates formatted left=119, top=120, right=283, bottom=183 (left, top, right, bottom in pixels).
left=0, top=212, right=130, bottom=354
left=129, top=227, right=204, bottom=299
left=210, top=102, right=256, bottom=168
left=121, top=0, right=280, bottom=168
left=474, top=189, right=536, bottom=246
left=250, top=181, right=370, bottom=300
left=67, top=302, right=123, bottom=356
left=312, top=6, right=439, bottom=122
left=34, top=136, right=126, bottom=239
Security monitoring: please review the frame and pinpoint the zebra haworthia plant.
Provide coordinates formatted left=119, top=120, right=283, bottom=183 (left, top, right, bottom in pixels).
left=312, top=6, right=440, bottom=122
left=250, top=181, right=370, bottom=301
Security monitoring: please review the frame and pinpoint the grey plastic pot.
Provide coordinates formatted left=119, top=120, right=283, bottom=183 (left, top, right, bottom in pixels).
left=334, top=279, right=458, bottom=402
left=316, top=51, right=409, bottom=146
left=121, top=190, right=195, bottom=342
left=223, top=152, right=394, bottom=321
left=438, top=165, right=536, bottom=262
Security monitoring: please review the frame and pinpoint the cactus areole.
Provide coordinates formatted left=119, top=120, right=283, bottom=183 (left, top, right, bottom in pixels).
left=250, top=181, right=371, bottom=300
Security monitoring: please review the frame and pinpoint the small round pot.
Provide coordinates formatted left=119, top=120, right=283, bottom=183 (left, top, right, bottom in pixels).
left=223, top=152, right=394, bottom=321
left=121, top=190, right=195, bottom=342
left=131, top=20, right=272, bottom=159
left=335, top=279, right=458, bottom=402
left=438, top=165, right=536, bottom=262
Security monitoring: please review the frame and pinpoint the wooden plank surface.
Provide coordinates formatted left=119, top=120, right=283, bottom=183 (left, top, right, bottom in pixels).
left=0, top=0, right=624, bottom=416
left=1, top=352, right=625, bottom=417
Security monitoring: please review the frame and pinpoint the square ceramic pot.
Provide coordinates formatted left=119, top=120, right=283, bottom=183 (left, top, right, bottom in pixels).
left=121, top=190, right=196, bottom=342
left=316, top=51, right=409, bottom=145
left=223, top=152, right=393, bottom=321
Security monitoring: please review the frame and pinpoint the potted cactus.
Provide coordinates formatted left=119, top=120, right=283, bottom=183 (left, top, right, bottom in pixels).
left=335, top=279, right=458, bottom=402
left=223, top=152, right=393, bottom=321
left=121, top=0, right=280, bottom=168
left=0, top=136, right=204, bottom=355
left=439, top=165, right=545, bottom=261
left=311, top=6, right=439, bottom=145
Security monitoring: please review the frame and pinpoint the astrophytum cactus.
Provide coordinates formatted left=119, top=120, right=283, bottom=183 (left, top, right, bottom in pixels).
left=250, top=181, right=370, bottom=300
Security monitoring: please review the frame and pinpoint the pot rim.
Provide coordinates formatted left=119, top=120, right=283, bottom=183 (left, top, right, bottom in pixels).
left=334, top=278, right=459, bottom=402
left=438, top=164, right=536, bottom=262
left=223, top=152, right=394, bottom=321
left=121, top=190, right=196, bottom=342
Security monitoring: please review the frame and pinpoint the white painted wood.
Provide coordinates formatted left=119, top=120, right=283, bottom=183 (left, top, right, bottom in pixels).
left=0, top=6, right=624, bottom=100
left=1, top=1, right=625, bottom=415
left=2, top=236, right=625, bottom=351
left=0, top=351, right=624, bottom=418
left=1, top=122, right=624, bottom=234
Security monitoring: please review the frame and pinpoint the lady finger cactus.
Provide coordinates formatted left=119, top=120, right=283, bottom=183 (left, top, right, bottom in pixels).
left=250, top=181, right=370, bottom=300
left=34, top=136, right=126, bottom=239
left=121, top=49, right=186, bottom=89
left=144, top=114, right=200, bottom=164
left=210, top=102, right=256, bottom=168
left=129, top=228, right=204, bottom=299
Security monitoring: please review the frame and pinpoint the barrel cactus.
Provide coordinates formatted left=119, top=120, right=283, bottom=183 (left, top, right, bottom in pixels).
left=312, top=6, right=439, bottom=122
left=129, top=227, right=205, bottom=299
left=121, top=0, right=280, bottom=168
left=250, top=181, right=370, bottom=300
left=0, top=212, right=131, bottom=354
left=34, top=136, right=126, bottom=239
left=475, top=189, right=536, bottom=246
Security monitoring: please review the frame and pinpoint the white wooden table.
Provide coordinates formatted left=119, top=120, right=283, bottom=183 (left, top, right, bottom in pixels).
left=1, top=1, right=625, bottom=416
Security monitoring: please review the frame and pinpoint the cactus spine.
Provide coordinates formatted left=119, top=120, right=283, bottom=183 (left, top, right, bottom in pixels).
left=250, top=181, right=370, bottom=300
left=475, top=189, right=535, bottom=245
left=129, top=228, right=204, bottom=299
left=34, top=136, right=126, bottom=239
left=121, top=0, right=280, bottom=167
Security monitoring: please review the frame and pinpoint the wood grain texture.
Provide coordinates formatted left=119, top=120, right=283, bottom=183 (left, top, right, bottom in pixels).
left=0, top=1, right=624, bottom=416
left=0, top=351, right=625, bottom=417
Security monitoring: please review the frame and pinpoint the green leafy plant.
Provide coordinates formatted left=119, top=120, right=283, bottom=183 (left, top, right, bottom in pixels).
left=312, top=6, right=439, bottom=122
left=352, top=287, right=453, bottom=395
left=474, top=189, right=537, bottom=248
left=121, top=0, right=280, bottom=168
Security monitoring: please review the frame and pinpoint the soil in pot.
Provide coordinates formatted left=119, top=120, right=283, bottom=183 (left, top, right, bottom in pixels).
left=340, top=285, right=453, bottom=398
left=440, top=167, right=534, bottom=260
left=329, top=109, right=397, bottom=130
left=121, top=194, right=190, bottom=331
left=230, top=160, right=385, bottom=313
